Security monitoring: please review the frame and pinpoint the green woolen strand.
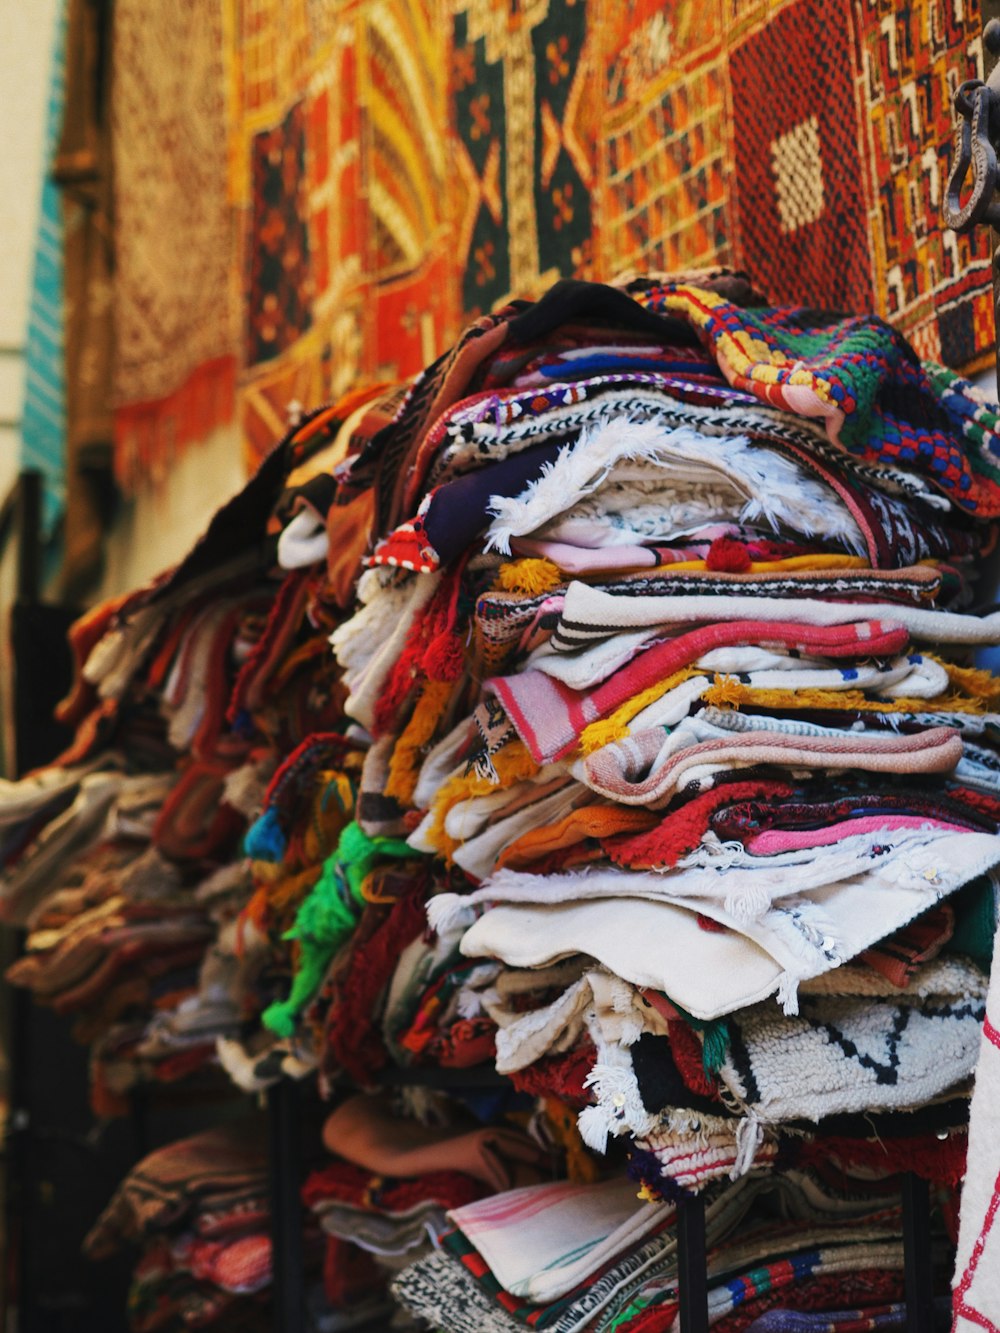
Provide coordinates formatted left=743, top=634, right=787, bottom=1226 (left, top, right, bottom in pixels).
left=261, top=820, right=418, bottom=1037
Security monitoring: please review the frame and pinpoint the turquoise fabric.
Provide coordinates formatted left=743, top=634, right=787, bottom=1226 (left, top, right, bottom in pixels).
left=21, top=0, right=67, bottom=538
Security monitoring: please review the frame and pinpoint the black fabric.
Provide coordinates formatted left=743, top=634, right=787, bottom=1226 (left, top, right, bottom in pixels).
left=505, top=279, right=700, bottom=349
left=630, top=1032, right=729, bottom=1119
left=420, top=440, right=563, bottom=565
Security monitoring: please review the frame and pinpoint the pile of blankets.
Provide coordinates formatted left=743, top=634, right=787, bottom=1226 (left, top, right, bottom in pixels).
left=84, top=1121, right=275, bottom=1332
left=4, top=274, right=1000, bottom=1328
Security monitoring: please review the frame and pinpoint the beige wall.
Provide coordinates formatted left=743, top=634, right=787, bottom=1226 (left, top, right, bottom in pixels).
left=0, top=0, right=60, bottom=505
left=99, top=422, right=248, bottom=596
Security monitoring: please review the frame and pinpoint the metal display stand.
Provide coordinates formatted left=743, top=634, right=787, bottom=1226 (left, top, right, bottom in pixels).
left=268, top=1080, right=307, bottom=1333
left=266, top=1070, right=945, bottom=1333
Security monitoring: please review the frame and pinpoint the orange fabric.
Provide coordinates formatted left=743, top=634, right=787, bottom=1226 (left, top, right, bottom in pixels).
left=497, top=804, right=658, bottom=870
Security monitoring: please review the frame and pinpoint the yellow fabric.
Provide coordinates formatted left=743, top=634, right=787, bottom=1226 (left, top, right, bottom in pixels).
left=425, top=740, right=538, bottom=862
left=702, top=677, right=988, bottom=716
left=661, top=553, right=870, bottom=574
left=385, top=679, right=457, bottom=806
left=578, top=667, right=704, bottom=754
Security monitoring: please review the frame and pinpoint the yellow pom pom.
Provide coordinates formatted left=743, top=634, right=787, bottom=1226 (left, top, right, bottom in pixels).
left=705, top=674, right=747, bottom=708
left=494, top=558, right=563, bottom=596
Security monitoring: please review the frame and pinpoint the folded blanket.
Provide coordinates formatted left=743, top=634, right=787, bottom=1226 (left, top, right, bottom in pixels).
left=552, top=582, right=1000, bottom=651
left=447, top=1177, right=667, bottom=1303
left=483, top=421, right=863, bottom=555
left=717, top=956, right=987, bottom=1134
left=84, top=1120, right=269, bottom=1258
left=487, top=618, right=911, bottom=762
left=449, top=829, right=1000, bottom=1017
left=390, top=1248, right=531, bottom=1333
left=635, top=283, right=1000, bottom=515
left=577, top=725, right=962, bottom=808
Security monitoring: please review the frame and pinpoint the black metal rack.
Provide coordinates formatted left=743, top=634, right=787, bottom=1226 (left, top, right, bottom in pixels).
left=266, top=1069, right=942, bottom=1333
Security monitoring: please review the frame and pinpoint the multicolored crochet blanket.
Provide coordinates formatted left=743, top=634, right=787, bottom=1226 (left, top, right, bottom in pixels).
left=637, top=284, right=1000, bottom=515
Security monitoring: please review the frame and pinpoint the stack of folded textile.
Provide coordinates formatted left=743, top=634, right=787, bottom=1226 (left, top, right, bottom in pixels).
left=391, top=1167, right=936, bottom=1332
left=0, top=416, right=364, bottom=1113
left=84, top=1121, right=275, bottom=1333
left=6, top=274, right=1000, bottom=1329
left=296, top=275, right=1000, bottom=1325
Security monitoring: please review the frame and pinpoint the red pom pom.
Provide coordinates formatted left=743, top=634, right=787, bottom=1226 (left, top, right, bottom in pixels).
left=706, top=536, right=752, bottom=572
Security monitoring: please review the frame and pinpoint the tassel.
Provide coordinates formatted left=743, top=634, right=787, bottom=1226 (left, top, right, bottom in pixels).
left=576, top=1105, right=612, bottom=1154
left=776, top=971, right=800, bottom=1016
left=494, top=558, right=563, bottom=596
left=425, top=893, right=477, bottom=936
left=724, top=881, right=773, bottom=924
left=705, top=673, right=746, bottom=708
left=425, top=631, right=466, bottom=681
left=385, top=679, right=455, bottom=806
left=706, top=535, right=752, bottom=572
left=243, top=808, right=287, bottom=863
left=701, top=1020, right=730, bottom=1075
left=579, top=716, right=631, bottom=754
left=261, top=822, right=415, bottom=1037
left=731, top=1112, right=764, bottom=1178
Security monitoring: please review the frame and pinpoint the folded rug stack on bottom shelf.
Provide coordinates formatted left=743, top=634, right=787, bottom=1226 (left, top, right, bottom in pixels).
left=83, top=1121, right=277, bottom=1333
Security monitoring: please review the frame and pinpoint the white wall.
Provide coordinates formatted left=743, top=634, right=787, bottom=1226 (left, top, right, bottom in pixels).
left=0, top=0, right=60, bottom=503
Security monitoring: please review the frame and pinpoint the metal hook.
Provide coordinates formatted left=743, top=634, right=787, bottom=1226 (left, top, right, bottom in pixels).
left=944, top=80, right=1000, bottom=232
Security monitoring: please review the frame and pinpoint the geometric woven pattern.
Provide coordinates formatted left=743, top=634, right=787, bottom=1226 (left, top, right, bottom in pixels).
left=730, top=0, right=875, bottom=314
left=117, top=0, right=993, bottom=475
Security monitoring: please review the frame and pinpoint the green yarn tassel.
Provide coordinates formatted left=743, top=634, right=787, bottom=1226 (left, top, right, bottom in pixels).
left=261, top=821, right=417, bottom=1037
left=700, top=1019, right=730, bottom=1075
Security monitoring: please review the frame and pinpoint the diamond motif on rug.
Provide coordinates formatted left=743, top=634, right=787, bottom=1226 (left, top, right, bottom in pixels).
left=771, top=116, right=825, bottom=234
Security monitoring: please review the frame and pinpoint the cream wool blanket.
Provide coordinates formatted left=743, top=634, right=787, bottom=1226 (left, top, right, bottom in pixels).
left=437, top=831, right=1000, bottom=1018
left=484, top=420, right=864, bottom=554
left=716, top=955, right=988, bottom=1127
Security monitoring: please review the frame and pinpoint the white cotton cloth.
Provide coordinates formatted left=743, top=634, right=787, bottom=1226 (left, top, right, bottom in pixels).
left=433, top=827, right=997, bottom=927
left=953, top=925, right=1000, bottom=1329
left=484, top=420, right=863, bottom=554
left=277, top=509, right=328, bottom=569
left=330, top=569, right=441, bottom=729
left=446, top=897, right=786, bottom=1019
left=438, top=831, right=1000, bottom=1018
